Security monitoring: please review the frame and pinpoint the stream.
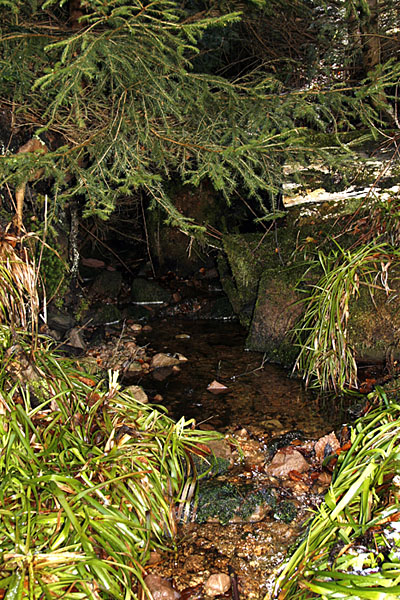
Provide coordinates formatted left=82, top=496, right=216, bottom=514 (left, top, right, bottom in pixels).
left=121, top=317, right=352, bottom=599
left=130, top=318, right=346, bottom=436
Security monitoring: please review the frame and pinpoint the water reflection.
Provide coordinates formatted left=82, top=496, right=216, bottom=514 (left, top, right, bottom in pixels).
left=130, top=318, right=348, bottom=436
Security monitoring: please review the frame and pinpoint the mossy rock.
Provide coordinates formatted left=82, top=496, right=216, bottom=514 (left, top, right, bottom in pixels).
left=246, top=258, right=400, bottom=366
left=91, top=303, right=122, bottom=325
left=219, top=231, right=293, bottom=327
left=219, top=207, right=357, bottom=330
left=195, top=480, right=277, bottom=525
left=90, top=270, right=123, bottom=298
left=220, top=200, right=400, bottom=366
left=130, top=278, right=171, bottom=304
left=246, top=266, right=304, bottom=365
left=348, top=265, right=400, bottom=363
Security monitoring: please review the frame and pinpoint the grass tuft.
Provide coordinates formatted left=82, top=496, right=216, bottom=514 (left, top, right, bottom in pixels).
left=268, top=388, right=400, bottom=599
left=292, top=239, right=396, bottom=392
left=0, top=336, right=223, bottom=599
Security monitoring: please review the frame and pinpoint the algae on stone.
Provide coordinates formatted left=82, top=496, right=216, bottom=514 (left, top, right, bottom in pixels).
left=195, top=480, right=277, bottom=525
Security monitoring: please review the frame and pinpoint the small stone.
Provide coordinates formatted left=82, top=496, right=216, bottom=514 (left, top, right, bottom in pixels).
left=147, top=551, right=162, bottom=565
left=261, top=418, right=284, bottom=431
left=235, top=428, right=249, bottom=440
left=266, top=446, right=310, bottom=478
left=144, top=574, right=180, bottom=600
left=204, top=573, right=231, bottom=597
left=123, top=385, right=148, bottom=404
left=151, top=353, right=181, bottom=368
left=314, top=432, right=340, bottom=463
left=206, top=438, right=233, bottom=463
left=207, top=380, right=228, bottom=394
left=66, top=327, right=86, bottom=350
left=81, top=257, right=105, bottom=269
left=125, top=361, right=142, bottom=374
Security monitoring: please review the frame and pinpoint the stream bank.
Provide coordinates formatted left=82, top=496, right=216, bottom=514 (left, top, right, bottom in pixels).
left=48, top=238, right=383, bottom=598
left=78, top=314, right=359, bottom=599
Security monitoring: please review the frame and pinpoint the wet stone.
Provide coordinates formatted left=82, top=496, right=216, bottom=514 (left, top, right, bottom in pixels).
left=144, top=574, right=180, bottom=600
left=123, top=384, right=148, bottom=404
left=204, top=573, right=231, bottom=596
left=265, top=446, right=310, bottom=478
left=131, top=277, right=172, bottom=304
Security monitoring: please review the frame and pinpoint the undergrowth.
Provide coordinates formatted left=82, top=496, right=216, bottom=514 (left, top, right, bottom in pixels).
left=0, top=228, right=227, bottom=599
left=269, top=388, right=400, bottom=599
left=0, top=332, right=223, bottom=599
left=293, top=239, right=397, bottom=392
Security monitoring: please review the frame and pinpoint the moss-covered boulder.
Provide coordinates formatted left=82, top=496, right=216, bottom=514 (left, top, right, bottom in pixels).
left=91, top=303, right=122, bottom=326
left=220, top=199, right=400, bottom=367
left=90, top=270, right=123, bottom=298
left=218, top=230, right=296, bottom=327
left=130, top=277, right=171, bottom=304
left=246, top=267, right=303, bottom=366
left=246, top=256, right=400, bottom=367
left=349, top=266, right=400, bottom=364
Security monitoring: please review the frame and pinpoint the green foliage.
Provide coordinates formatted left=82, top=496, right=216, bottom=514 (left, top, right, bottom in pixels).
left=292, top=240, right=398, bottom=392
left=0, top=0, right=398, bottom=231
left=0, top=210, right=229, bottom=599
left=271, top=391, right=400, bottom=600
left=0, top=337, right=224, bottom=599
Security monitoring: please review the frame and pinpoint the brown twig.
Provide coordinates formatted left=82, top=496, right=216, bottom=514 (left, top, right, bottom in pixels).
left=79, top=222, right=134, bottom=274
left=228, top=565, right=240, bottom=600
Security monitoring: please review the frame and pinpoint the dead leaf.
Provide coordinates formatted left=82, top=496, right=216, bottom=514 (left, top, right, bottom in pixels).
left=75, top=375, right=96, bottom=387
left=288, top=470, right=305, bottom=481
left=207, top=380, right=228, bottom=394
left=81, top=257, right=106, bottom=268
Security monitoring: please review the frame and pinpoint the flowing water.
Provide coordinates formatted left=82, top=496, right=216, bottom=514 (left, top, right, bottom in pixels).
left=123, top=317, right=352, bottom=599
left=131, top=318, right=346, bottom=436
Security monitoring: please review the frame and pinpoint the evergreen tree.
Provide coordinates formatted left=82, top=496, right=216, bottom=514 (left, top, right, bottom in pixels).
left=0, top=0, right=398, bottom=234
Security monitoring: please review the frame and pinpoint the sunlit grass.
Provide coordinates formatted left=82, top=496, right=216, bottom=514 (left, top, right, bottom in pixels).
left=0, top=228, right=227, bottom=598
left=0, top=334, right=223, bottom=599
left=293, top=240, right=396, bottom=392
left=269, top=388, right=400, bottom=599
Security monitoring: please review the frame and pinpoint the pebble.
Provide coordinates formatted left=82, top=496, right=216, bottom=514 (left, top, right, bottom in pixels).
left=144, top=574, right=180, bottom=600
left=266, top=446, right=310, bottom=478
left=204, top=573, right=231, bottom=597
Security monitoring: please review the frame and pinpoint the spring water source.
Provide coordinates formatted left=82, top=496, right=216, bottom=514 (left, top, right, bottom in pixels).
left=123, top=318, right=351, bottom=599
